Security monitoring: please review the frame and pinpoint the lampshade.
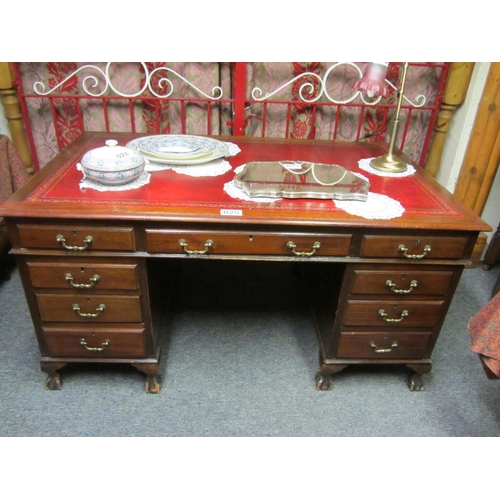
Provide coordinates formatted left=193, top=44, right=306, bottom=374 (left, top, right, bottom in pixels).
left=354, top=62, right=389, bottom=98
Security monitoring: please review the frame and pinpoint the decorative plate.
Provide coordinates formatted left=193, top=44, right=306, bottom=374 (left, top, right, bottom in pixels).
left=127, top=135, right=229, bottom=165
left=148, top=138, right=201, bottom=154
left=138, top=137, right=215, bottom=160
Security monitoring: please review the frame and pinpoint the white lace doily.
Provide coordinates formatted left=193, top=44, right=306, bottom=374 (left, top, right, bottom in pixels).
left=358, top=157, right=415, bottom=177
left=223, top=180, right=279, bottom=203
left=79, top=172, right=151, bottom=191
left=334, top=192, right=405, bottom=219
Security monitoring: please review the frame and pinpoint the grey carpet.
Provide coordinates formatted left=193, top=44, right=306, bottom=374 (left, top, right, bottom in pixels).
left=1, top=259, right=499, bottom=437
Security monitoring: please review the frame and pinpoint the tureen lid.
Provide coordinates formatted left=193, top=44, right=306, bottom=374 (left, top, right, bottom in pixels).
left=81, top=139, right=145, bottom=171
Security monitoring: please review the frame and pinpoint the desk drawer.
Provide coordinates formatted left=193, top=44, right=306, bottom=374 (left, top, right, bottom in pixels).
left=337, top=331, right=432, bottom=359
left=359, top=235, right=469, bottom=260
left=17, top=224, right=136, bottom=251
left=145, top=229, right=352, bottom=257
left=343, top=299, right=445, bottom=328
left=36, top=293, right=143, bottom=322
left=27, top=261, right=140, bottom=290
left=41, top=325, right=147, bottom=358
left=350, top=269, right=455, bottom=296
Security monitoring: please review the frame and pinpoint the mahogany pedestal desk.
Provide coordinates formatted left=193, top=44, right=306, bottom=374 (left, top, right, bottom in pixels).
left=0, top=133, right=491, bottom=393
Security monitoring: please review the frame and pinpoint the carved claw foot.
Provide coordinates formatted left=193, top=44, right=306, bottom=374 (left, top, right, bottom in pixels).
left=134, top=363, right=161, bottom=394
left=315, top=371, right=333, bottom=391
left=145, top=375, right=161, bottom=394
left=407, top=372, right=425, bottom=391
left=41, top=362, right=66, bottom=390
left=44, top=373, right=62, bottom=390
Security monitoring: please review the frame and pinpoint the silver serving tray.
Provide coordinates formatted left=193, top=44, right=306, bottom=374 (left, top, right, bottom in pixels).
left=233, top=161, right=369, bottom=201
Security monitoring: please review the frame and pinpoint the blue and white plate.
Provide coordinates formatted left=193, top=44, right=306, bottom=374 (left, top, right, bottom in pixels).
left=138, top=136, right=215, bottom=160
left=127, top=135, right=230, bottom=165
left=149, top=138, right=201, bottom=154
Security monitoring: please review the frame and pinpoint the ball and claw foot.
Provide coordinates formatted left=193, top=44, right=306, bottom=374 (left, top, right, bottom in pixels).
left=44, top=373, right=62, bottom=390
left=407, top=372, right=425, bottom=391
left=145, top=375, right=161, bottom=394
left=315, top=371, right=333, bottom=391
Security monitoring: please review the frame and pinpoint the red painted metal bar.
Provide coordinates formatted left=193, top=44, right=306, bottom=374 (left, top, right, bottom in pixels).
left=48, top=99, right=63, bottom=152
left=285, top=103, right=292, bottom=138
left=102, top=99, right=110, bottom=132
left=154, top=101, right=161, bottom=134
left=400, top=108, right=412, bottom=151
left=333, top=106, right=341, bottom=141
left=75, top=98, right=84, bottom=133
left=180, top=101, right=186, bottom=134
left=229, top=62, right=246, bottom=136
left=356, top=106, right=365, bottom=140
left=128, top=100, right=136, bottom=133
left=261, top=103, right=267, bottom=137
left=311, top=106, right=318, bottom=137
left=207, top=101, right=212, bottom=135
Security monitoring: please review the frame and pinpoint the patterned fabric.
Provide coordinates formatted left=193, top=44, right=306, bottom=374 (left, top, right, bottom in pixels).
left=0, top=134, right=31, bottom=204
left=0, top=134, right=31, bottom=267
left=468, top=292, right=500, bottom=377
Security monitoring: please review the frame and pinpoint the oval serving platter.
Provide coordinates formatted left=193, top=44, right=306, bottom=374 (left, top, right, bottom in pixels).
left=127, top=135, right=229, bottom=165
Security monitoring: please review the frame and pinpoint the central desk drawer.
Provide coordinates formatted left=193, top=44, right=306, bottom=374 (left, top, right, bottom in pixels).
left=145, top=230, right=352, bottom=257
left=17, top=224, right=136, bottom=251
left=35, top=293, right=143, bottom=322
left=41, top=325, right=147, bottom=358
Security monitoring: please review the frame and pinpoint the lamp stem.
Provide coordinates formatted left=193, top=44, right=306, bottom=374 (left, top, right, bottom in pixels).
left=369, top=62, right=410, bottom=173
left=387, top=62, right=409, bottom=157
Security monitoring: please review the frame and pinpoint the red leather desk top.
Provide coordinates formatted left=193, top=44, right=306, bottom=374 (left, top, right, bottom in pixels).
left=2, top=133, right=491, bottom=232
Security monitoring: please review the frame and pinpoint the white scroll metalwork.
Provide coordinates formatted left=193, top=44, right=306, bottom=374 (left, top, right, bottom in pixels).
left=33, top=64, right=109, bottom=97
left=251, top=62, right=426, bottom=108
left=33, top=62, right=224, bottom=100
left=251, top=72, right=324, bottom=103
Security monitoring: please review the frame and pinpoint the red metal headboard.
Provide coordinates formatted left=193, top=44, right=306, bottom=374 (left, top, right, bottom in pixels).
left=12, top=62, right=449, bottom=172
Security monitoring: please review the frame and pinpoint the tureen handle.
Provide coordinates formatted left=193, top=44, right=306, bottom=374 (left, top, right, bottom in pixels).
left=105, top=139, right=118, bottom=147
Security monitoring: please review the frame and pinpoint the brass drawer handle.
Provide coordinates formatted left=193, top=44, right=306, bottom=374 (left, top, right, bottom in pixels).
left=56, top=234, right=93, bottom=251
left=65, top=273, right=100, bottom=289
left=179, top=239, right=213, bottom=255
left=287, top=241, right=321, bottom=257
left=80, top=338, right=110, bottom=351
left=385, top=279, right=418, bottom=294
left=72, top=303, right=106, bottom=318
left=398, top=244, right=431, bottom=259
left=379, top=309, right=408, bottom=322
left=370, top=341, right=398, bottom=353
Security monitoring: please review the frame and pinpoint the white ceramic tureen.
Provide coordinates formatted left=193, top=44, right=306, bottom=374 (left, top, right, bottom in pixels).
left=77, top=139, right=146, bottom=185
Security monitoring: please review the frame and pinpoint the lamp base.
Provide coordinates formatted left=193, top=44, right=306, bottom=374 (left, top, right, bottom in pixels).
left=370, top=154, right=408, bottom=173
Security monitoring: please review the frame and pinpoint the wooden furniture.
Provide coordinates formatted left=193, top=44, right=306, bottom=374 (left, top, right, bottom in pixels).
left=0, top=133, right=490, bottom=392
